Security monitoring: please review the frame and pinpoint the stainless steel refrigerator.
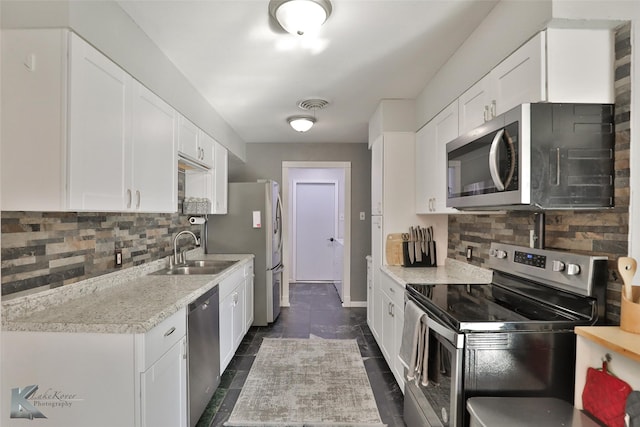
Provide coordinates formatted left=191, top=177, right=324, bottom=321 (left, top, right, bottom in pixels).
left=206, top=180, right=283, bottom=326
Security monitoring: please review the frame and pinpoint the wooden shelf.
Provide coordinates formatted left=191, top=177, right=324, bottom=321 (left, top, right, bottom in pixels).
left=575, top=326, right=640, bottom=363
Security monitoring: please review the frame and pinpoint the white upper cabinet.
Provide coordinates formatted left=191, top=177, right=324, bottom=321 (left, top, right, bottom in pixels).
left=177, top=116, right=214, bottom=169
left=67, top=33, right=131, bottom=211
left=183, top=138, right=228, bottom=215
left=69, top=35, right=177, bottom=212
left=198, top=131, right=215, bottom=169
left=416, top=100, right=459, bottom=214
left=2, top=29, right=179, bottom=213
left=458, top=77, right=494, bottom=135
left=2, top=30, right=67, bottom=211
left=1, top=28, right=229, bottom=214
left=459, top=29, right=613, bottom=135
left=131, top=83, right=177, bottom=213
left=177, top=115, right=200, bottom=162
left=212, top=141, right=228, bottom=214
left=491, top=31, right=545, bottom=118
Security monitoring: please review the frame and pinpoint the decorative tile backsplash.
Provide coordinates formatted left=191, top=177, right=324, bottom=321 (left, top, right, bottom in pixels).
left=448, top=23, right=632, bottom=324
left=1, top=171, right=200, bottom=297
left=1, top=212, right=201, bottom=297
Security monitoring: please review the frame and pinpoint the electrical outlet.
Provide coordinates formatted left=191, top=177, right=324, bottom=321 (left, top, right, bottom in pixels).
left=466, top=246, right=473, bottom=260
left=115, top=249, right=123, bottom=267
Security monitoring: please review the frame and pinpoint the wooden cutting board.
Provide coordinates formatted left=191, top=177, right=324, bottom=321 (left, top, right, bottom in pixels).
left=385, top=234, right=405, bottom=266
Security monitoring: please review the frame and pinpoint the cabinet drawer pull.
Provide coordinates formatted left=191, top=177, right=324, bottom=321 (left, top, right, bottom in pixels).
left=164, top=326, right=176, bottom=337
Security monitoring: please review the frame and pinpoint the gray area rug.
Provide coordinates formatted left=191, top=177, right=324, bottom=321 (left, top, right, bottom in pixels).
left=225, top=338, right=386, bottom=427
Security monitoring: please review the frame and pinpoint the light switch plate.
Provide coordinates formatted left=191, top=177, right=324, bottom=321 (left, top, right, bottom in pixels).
left=253, top=211, right=261, bottom=228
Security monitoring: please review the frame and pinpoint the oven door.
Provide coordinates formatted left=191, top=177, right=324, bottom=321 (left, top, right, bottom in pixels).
left=404, top=300, right=464, bottom=427
left=446, top=105, right=525, bottom=210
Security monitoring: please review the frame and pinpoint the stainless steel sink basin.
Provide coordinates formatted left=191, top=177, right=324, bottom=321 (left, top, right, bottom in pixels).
left=183, top=260, right=236, bottom=269
left=152, top=260, right=236, bottom=275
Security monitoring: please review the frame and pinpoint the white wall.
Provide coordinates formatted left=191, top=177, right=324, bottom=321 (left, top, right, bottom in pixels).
left=0, top=0, right=246, bottom=161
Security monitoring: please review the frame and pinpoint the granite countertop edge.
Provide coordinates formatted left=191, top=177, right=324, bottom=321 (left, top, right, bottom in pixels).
left=2, top=252, right=254, bottom=334
left=381, top=258, right=493, bottom=288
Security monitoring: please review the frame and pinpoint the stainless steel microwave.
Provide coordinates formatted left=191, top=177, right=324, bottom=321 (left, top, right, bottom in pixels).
left=446, top=103, right=614, bottom=210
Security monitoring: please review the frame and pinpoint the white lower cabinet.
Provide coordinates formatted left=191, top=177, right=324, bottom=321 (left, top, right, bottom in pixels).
left=141, top=337, right=187, bottom=427
left=244, top=263, right=255, bottom=331
left=219, top=260, right=254, bottom=373
left=1, top=307, right=187, bottom=427
left=378, top=270, right=406, bottom=392
left=370, top=216, right=383, bottom=340
left=366, top=257, right=374, bottom=335
left=219, top=288, right=235, bottom=373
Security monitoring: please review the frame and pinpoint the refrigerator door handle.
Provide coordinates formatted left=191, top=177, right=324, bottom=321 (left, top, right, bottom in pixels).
left=275, top=193, right=283, bottom=254
left=269, top=262, right=284, bottom=274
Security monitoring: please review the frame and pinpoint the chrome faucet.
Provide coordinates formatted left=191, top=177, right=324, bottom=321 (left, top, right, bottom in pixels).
left=172, top=230, right=200, bottom=265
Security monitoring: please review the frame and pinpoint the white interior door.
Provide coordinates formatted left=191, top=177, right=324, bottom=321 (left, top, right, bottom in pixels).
left=294, top=182, right=337, bottom=282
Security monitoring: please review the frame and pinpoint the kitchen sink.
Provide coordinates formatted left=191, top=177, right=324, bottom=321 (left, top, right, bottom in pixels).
left=152, top=260, right=237, bottom=276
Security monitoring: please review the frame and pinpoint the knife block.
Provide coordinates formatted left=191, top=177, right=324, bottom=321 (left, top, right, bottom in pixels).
left=402, top=241, right=436, bottom=267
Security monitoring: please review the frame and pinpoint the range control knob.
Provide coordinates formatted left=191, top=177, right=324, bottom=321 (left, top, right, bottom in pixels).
left=552, top=260, right=566, bottom=272
left=494, top=250, right=507, bottom=259
left=566, top=263, right=581, bottom=276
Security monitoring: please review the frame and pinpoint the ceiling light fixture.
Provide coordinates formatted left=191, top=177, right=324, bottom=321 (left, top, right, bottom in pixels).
left=269, top=0, right=333, bottom=36
left=288, top=116, right=316, bottom=132
left=287, top=98, right=329, bottom=132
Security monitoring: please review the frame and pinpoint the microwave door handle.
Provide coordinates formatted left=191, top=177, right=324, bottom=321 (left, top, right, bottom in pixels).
left=489, top=129, right=506, bottom=191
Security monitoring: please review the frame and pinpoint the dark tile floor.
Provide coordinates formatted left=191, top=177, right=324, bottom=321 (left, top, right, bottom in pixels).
left=196, top=282, right=406, bottom=427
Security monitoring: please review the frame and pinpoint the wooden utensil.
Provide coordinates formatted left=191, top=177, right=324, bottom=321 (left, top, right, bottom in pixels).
left=618, top=257, right=636, bottom=301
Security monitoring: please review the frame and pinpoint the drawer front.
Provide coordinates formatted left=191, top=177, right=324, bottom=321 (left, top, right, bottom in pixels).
left=219, top=267, right=244, bottom=301
left=144, top=307, right=186, bottom=368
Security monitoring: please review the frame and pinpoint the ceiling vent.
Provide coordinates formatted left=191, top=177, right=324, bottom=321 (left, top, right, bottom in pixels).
left=298, top=98, right=329, bottom=111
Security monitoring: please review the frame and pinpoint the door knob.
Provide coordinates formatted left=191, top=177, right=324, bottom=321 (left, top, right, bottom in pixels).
left=328, top=237, right=335, bottom=242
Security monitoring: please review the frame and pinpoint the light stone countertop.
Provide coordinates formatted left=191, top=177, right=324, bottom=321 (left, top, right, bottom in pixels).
left=381, top=258, right=493, bottom=288
left=2, top=252, right=253, bottom=334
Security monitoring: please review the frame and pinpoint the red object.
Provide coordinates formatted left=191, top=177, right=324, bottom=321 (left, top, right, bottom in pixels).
left=582, top=361, right=633, bottom=427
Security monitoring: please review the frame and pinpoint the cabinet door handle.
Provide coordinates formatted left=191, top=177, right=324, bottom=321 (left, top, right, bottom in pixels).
left=164, top=326, right=176, bottom=337
left=126, top=189, right=132, bottom=209
left=136, top=190, right=141, bottom=209
left=490, top=100, right=496, bottom=118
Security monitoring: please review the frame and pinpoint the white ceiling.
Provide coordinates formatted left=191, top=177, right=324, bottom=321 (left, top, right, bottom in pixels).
left=117, top=0, right=499, bottom=144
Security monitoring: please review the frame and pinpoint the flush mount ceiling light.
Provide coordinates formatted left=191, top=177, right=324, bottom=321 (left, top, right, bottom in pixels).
left=288, top=116, right=316, bottom=132
left=269, top=0, right=333, bottom=36
left=287, top=98, right=329, bottom=132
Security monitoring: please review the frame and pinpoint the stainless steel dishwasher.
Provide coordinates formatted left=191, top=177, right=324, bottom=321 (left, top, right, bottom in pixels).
left=188, top=285, right=220, bottom=427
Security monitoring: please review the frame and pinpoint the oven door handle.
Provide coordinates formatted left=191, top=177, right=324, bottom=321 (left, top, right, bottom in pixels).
left=408, top=298, right=463, bottom=348
left=425, top=313, right=463, bottom=348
